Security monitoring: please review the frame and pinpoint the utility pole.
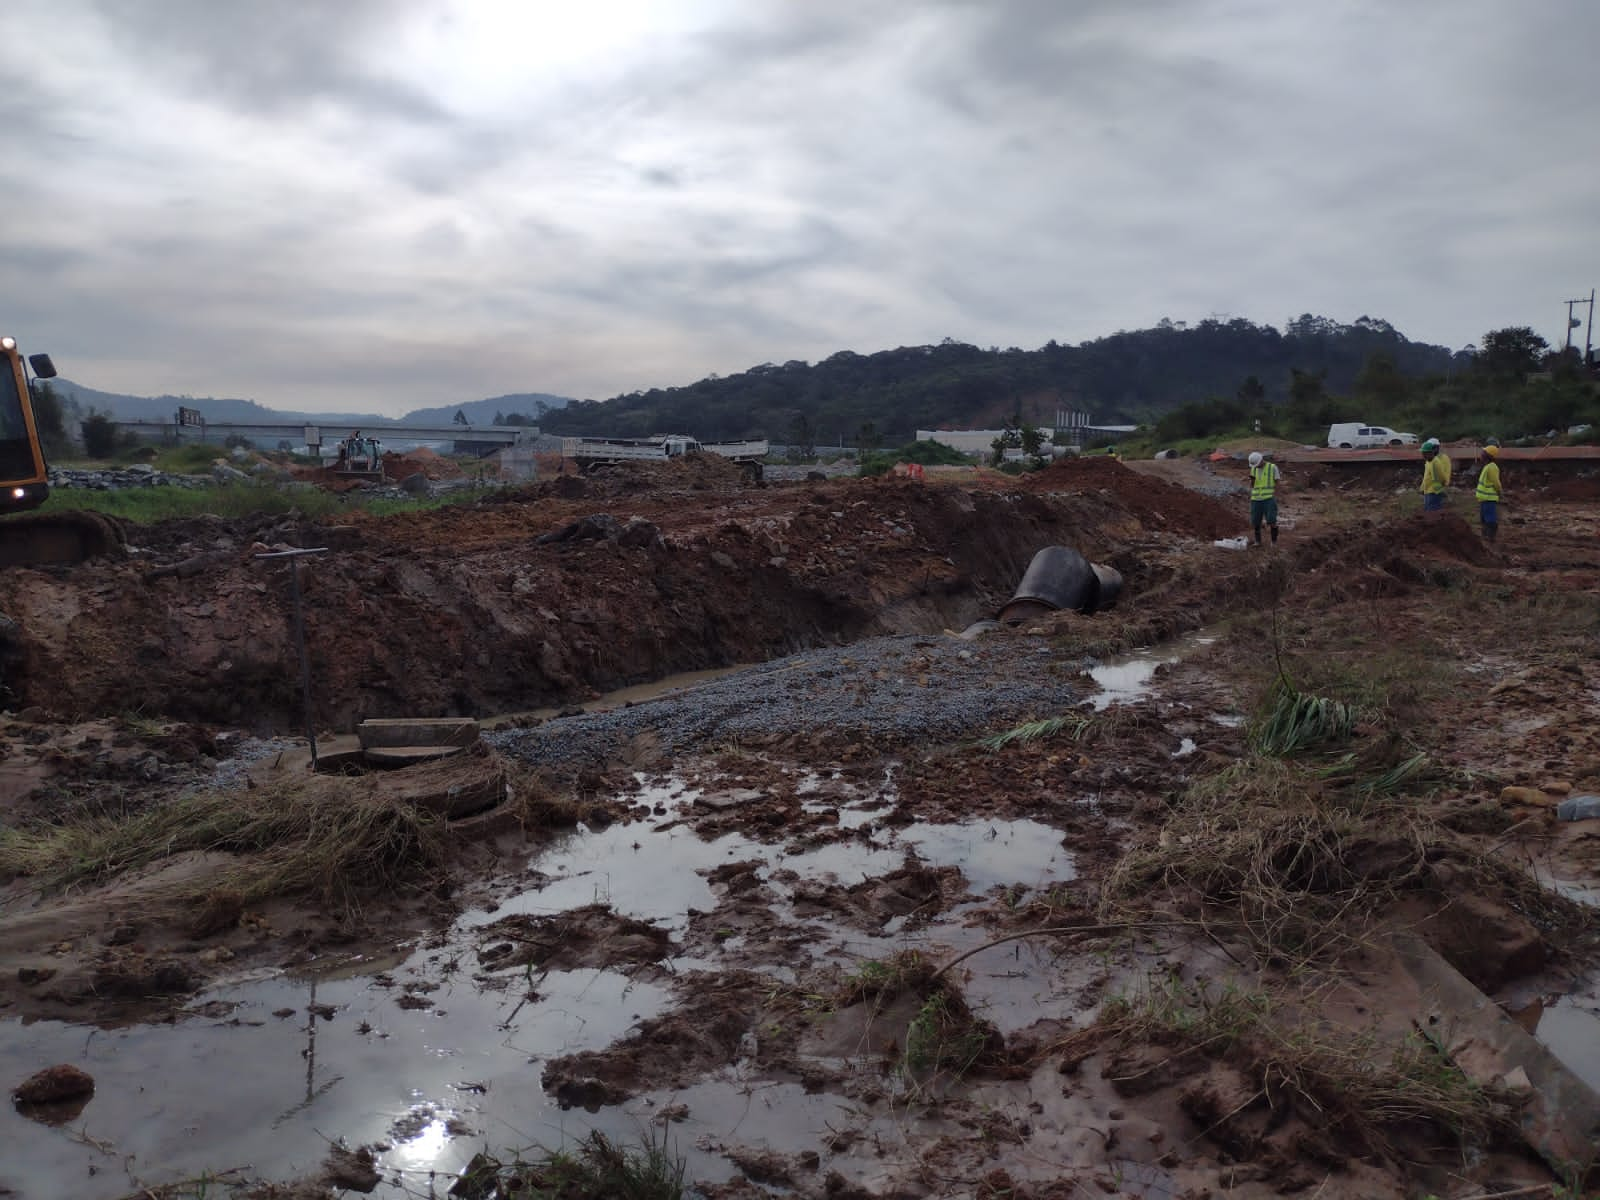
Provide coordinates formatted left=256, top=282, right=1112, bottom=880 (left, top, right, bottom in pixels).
left=1587, top=288, right=1595, bottom=370
left=1563, top=291, right=1594, bottom=360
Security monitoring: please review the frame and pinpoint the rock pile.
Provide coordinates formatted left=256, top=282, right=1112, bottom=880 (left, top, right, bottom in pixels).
left=48, top=465, right=214, bottom=490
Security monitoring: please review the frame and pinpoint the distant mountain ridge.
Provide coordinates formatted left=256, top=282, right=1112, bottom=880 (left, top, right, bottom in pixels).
left=50, top=381, right=571, bottom=427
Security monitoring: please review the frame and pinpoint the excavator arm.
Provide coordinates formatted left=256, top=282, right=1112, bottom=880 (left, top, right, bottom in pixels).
left=0, top=336, right=51, bottom=515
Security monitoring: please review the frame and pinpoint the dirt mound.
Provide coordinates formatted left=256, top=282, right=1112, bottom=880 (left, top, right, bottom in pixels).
left=1543, top=475, right=1600, bottom=501
left=382, top=450, right=465, bottom=483
left=1029, top=456, right=1243, bottom=540
left=1385, top=513, right=1495, bottom=564
left=587, top=452, right=750, bottom=494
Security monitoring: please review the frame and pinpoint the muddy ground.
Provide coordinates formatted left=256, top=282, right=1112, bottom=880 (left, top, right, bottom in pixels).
left=2, top=456, right=1599, bottom=1199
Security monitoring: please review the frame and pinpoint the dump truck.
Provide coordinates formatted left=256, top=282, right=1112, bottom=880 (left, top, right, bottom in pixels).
left=0, top=335, right=125, bottom=568
left=560, top=434, right=769, bottom=480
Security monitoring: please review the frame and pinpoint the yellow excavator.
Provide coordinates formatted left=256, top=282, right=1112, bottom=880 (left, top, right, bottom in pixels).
left=0, top=335, right=125, bottom=567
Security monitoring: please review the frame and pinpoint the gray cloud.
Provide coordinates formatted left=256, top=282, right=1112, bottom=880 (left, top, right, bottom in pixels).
left=88, top=0, right=455, bottom=124
left=0, top=0, right=1593, bottom=413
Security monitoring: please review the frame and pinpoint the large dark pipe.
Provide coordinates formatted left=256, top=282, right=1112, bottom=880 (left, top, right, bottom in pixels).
left=995, top=546, right=1122, bottom=623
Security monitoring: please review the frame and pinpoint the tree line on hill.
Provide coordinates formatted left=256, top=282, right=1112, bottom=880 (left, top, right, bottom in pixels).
left=543, top=314, right=1469, bottom=445
left=1152, top=325, right=1598, bottom=446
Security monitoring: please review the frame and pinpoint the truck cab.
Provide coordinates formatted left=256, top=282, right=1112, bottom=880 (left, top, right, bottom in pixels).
left=659, top=435, right=702, bottom=457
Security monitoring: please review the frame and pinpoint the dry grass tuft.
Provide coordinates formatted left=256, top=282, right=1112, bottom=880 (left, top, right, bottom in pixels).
left=0, top=775, right=451, bottom=916
left=1103, top=754, right=1595, bottom=969
left=1064, top=970, right=1512, bottom=1152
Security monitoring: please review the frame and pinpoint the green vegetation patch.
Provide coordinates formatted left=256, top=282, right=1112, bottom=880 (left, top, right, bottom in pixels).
left=451, top=1131, right=685, bottom=1200
left=32, top=481, right=479, bottom=524
left=857, top=438, right=972, bottom=477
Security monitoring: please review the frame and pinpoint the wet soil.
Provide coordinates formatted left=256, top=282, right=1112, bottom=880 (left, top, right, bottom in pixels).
left=2, top=467, right=1599, bottom=1198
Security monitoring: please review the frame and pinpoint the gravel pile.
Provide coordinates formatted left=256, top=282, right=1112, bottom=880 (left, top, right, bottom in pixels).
left=488, top=634, right=1081, bottom=769
left=206, top=736, right=298, bottom=788
left=1184, top=474, right=1246, bottom=498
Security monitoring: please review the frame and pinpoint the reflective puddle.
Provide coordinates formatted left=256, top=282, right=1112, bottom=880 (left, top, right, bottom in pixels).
left=1, top=769, right=1079, bottom=1197
left=0, top=962, right=671, bottom=1198
left=1087, top=631, right=1218, bottom=710
left=1518, top=973, right=1600, bottom=1095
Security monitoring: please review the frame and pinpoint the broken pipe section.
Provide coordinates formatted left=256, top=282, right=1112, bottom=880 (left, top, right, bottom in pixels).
left=996, top=546, right=1123, bottom=624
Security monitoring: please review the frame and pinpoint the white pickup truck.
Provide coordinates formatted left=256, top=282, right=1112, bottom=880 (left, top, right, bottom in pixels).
left=560, top=434, right=770, bottom=479
left=1326, top=422, right=1418, bottom=449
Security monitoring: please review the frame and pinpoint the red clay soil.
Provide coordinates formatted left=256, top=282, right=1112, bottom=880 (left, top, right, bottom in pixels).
left=381, top=449, right=465, bottom=484
left=288, top=450, right=465, bottom=491
left=5, top=480, right=1231, bottom=729
left=1028, top=456, right=1243, bottom=540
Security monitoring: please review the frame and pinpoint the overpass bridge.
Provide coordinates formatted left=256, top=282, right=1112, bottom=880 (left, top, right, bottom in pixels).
left=113, top=418, right=539, bottom=454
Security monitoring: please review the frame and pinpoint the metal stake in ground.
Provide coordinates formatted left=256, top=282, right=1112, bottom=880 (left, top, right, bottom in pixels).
left=253, top=547, right=330, bottom=768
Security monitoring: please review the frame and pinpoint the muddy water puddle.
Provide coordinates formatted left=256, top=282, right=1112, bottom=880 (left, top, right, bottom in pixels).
left=1511, top=972, right=1600, bottom=1095
left=2, top=771, right=1085, bottom=1196
left=1086, top=630, right=1219, bottom=711
left=1533, top=996, right=1600, bottom=1093
left=0, top=962, right=671, bottom=1198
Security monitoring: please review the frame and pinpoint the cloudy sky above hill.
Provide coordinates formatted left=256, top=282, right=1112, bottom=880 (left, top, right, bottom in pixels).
left=2, top=0, right=1595, bottom=414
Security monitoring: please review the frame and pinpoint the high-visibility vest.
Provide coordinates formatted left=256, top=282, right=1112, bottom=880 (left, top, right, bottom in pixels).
left=1250, top=463, right=1278, bottom=500
left=1421, top=457, right=1444, bottom=495
left=1475, top=461, right=1501, bottom=502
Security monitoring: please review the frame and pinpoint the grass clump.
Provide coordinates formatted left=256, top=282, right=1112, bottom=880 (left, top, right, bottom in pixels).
left=1249, top=675, right=1355, bottom=756
left=1104, top=749, right=1594, bottom=970
left=0, top=776, right=449, bottom=916
left=904, top=991, right=1000, bottom=1078
left=451, top=1131, right=685, bottom=1200
left=1080, top=970, right=1508, bottom=1151
left=840, top=949, right=933, bottom=1004
left=836, top=950, right=1001, bottom=1088
left=977, top=714, right=1092, bottom=753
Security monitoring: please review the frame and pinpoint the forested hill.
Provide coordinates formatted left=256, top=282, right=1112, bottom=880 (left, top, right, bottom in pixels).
left=545, top=315, right=1459, bottom=443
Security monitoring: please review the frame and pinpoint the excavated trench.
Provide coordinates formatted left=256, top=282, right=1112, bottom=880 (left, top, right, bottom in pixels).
left=0, top=485, right=1177, bottom=731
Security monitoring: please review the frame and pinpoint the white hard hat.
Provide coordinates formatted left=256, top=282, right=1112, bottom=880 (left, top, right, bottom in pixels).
left=1248, top=451, right=1263, bottom=467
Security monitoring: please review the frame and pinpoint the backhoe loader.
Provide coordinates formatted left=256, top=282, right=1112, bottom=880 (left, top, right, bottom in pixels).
left=0, top=335, right=125, bottom=567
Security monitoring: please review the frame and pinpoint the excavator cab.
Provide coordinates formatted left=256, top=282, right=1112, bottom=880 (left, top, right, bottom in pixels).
left=0, top=338, right=125, bottom=568
left=0, top=336, right=54, bottom=516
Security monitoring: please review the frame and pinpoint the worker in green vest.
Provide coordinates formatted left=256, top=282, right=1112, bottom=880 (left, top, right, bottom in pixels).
left=1420, top=440, right=1447, bottom=512
left=1475, top=445, right=1502, bottom=541
left=1247, top=451, right=1281, bottom=546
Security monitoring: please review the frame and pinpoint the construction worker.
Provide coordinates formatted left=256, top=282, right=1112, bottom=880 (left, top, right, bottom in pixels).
left=1429, top=438, right=1452, bottom=489
left=1247, top=451, right=1281, bottom=546
left=1420, top=440, right=1447, bottom=512
left=1475, top=445, right=1502, bottom=542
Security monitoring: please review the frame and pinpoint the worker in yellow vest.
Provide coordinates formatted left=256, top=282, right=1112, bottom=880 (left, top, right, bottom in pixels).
left=1247, top=451, right=1281, bottom=546
left=1475, top=445, right=1502, bottom=542
left=1420, top=440, right=1447, bottom=512
left=1430, top=439, right=1452, bottom=488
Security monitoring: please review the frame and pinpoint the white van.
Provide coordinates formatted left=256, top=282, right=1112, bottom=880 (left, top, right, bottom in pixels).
left=1327, top=422, right=1419, bottom=449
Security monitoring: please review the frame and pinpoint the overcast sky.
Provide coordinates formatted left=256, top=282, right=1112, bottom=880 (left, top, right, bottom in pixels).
left=3, top=1, right=1596, bottom=415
